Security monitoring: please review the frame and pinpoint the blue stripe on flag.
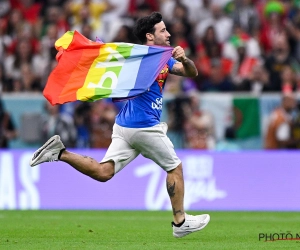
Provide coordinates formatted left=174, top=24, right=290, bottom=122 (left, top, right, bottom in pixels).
left=126, top=46, right=168, bottom=97
left=111, top=44, right=148, bottom=96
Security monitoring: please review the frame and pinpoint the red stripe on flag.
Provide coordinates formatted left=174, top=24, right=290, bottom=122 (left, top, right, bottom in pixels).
left=44, top=31, right=100, bottom=105
left=58, top=48, right=99, bottom=104
left=43, top=49, right=84, bottom=105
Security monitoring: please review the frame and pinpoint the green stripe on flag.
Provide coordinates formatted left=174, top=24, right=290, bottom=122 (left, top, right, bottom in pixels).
left=233, top=97, right=260, bottom=138
left=116, top=44, right=134, bottom=59
left=93, top=44, right=133, bottom=99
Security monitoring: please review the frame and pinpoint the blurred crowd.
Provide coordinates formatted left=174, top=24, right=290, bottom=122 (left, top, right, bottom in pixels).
left=1, top=0, right=300, bottom=150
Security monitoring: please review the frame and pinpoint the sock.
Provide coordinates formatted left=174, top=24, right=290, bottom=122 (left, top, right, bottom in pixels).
left=58, top=148, right=66, bottom=160
left=172, top=219, right=185, bottom=227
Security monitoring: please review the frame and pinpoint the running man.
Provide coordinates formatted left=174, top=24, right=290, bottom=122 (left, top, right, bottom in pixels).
left=30, top=12, right=210, bottom=238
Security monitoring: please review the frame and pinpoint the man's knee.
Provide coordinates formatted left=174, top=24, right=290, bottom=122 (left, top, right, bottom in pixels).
left=96, top=162, right=115, bottom=182
left=167, top=162, right=183, bottom=175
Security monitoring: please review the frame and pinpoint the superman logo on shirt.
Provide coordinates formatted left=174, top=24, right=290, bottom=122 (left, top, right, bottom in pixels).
left=155, top=64, right=169, bottom=93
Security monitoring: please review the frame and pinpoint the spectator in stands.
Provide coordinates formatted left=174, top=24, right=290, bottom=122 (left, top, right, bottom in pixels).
left=259, top=1, right=286, bottom=55
left=39, top=23, right=59, bottom=61
left=166, top=95, right=190, bottom=149
left=194, top=0, right=212, bottom=24
left=195, top=2, right=233, bottom=43
left=112, top=25, right=137, bottom=43
left=7, top=21, right=40, bottom=61
left=38, top=5, right=69, bottom=38
left=69, top=3, right=91, bottom=34
left=10, top=1, right=41, bottom=40
left=67, top=0, right=114, bottom=40
left=199, top=58, right=234, bottom=92
left=265, top=92, right=297, bottom=149
left=183, top=92, right=215, bottom=149
left=7, top=63, right=41, bottom=92
left=232, top=0, right=260, bottom=36
left=168, top=2, right=194, bottom=57
left=223, top=25, right=261, bottom=86
left=4, top=38, right=47, bottom=90
left=0, top=19, right=12, bottom=64
left=128, top=0, right=158, bottom=19
left=19, top=63, right=41, bottom=91
left=264, top=33, right=300, bottom=91
left=100, top=0, right=131, bottom=42
left=285, top=3, right=300, bottom=63
left=160, top=0, right=209, bottom=26
left=6, top=8, right=31, bottom=39
left=281, top=65, right=297, bottom=92
left=0, top=0, right=10, bottom=18
left=172, top=1, right=192, bottom=35
left=0, top=63, right=6, bottom=93
left=195, top=26, right=231, bottom=87
left=236, top=63, right=270, bottom=94
left=10, top=0, right=41, bottom=25
left=169, top=20, right=193, bottom=58
left=159, top=0, right=175, bottom=23
left=0, top=98, right=17, bottom=148
left=41, top=102, right=77, bottom=148
left=81, top=23, right=94, bottom=40
left=196, top=26, right=222, bottom=63
left=39, top=0, right=65, bottom=18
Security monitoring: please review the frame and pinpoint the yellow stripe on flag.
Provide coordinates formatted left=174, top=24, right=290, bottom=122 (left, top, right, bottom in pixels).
left=77, top=44, right=118, bottom=100
left=55, top=31, right=75, bottom=50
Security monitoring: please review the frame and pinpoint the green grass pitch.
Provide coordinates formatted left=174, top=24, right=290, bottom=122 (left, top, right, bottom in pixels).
left=0, top=211, right=299, bottom=250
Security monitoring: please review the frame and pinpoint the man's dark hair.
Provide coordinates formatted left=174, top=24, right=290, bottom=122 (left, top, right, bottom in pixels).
left=133, top=12, right=163, bottom=44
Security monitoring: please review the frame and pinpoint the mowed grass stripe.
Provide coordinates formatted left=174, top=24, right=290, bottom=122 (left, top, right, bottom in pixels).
left=0, top=211, right=299, bottom=250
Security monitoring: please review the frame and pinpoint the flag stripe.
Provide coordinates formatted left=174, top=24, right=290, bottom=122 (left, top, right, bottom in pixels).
left=44, top=49, right=84, bottom=104
left=60, top=49, right=99, bottom=103
left=77, top=44, right=117, bottom=101
left=127, top=46, right=170, bottom=97
left=114, top=44, right=149, bottom=96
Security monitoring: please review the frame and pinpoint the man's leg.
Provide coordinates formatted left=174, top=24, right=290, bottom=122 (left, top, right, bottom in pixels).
left=168, top=163, right=210, bottom=238
left=60, top=150, right=115, bottom=182
left=166, top=163, right=185, bottom=224
left=30, top=133, right=138, bottom=182
left=127, top=123, right=210, bottom=235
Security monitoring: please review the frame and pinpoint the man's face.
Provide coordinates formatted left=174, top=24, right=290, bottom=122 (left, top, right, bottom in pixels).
left=283, top=95, right=296, bottom=112
left=150, top=21, right=171, bottom=46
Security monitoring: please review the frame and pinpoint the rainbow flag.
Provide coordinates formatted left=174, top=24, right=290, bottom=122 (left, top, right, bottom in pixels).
left=43, top=31, right=173, bottom=105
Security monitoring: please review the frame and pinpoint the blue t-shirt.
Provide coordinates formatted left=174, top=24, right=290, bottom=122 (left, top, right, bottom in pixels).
left=116, top=57, right=177, bottom=128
